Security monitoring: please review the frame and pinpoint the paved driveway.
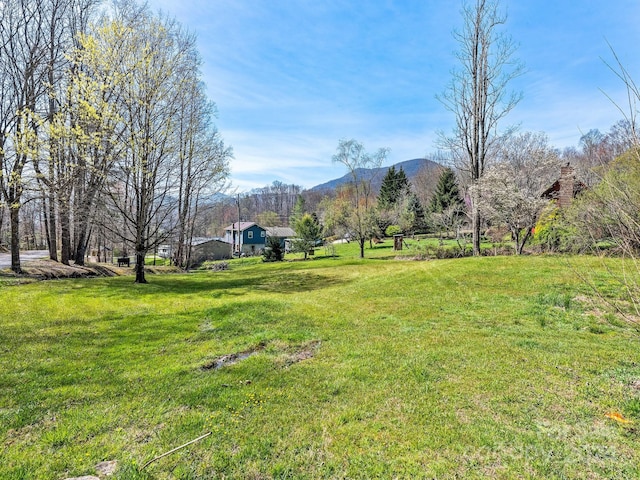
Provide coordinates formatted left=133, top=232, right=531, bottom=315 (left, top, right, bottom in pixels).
left=0, top=250, right=49, bottom=269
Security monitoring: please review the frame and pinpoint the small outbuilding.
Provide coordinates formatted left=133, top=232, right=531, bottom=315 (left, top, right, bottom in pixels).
left=189, top=237, right=232, bottom=265
left=264, top=226, right=296, bottom=251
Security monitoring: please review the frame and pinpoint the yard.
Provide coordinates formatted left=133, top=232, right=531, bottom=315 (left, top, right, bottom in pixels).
left=1, top=252, right=639, bottom=479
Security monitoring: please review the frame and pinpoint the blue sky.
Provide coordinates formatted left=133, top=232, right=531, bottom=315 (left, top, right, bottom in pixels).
left=146, top=0, right=640, bottom=191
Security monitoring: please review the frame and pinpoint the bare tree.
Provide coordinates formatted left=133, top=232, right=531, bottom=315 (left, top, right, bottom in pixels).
left=412, top=155, right=445, bottom=213
left=239, top=181, right=302, bottom=225
left=331, top=139, right=388, bottom=258
left=0, top=0, right=99, bottom=270
left=438, top=0, right=523, bottom=255
left=173, top=77, right=231, bottom=269
left=0, top=204, right=6, bottom=247
left=63, top=14, right=133, bottom=266
left=98, top=9, right=187, bottom=282
left=1, top=0, right=228, bottom=276
left=85, top=4, right=232, bottom=282
left=0, top=0, right=50, bottom=272
left=566, top=122, right=637, bottom=189
left=432, top=203, right=469, bottom=253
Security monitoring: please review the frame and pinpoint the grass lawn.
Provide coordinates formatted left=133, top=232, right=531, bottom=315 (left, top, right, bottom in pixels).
left=1, top=252, right=640, bottom=479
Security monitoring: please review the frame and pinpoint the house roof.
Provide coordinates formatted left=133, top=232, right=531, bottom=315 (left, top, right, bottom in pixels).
left=541, top=179, right=587, bottom=199
left=224, top=222, right=260, bottom=232
left=191, top=237, right=228, bottom=247
left=264, top=226, right=296, bottom=238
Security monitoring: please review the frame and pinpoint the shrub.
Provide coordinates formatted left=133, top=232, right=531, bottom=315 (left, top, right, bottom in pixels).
left=262, top=236, right=283, bottom=262
left=533, top=204, right=577, bottom=253
left=385, top=225, right=402, bottom=237
left=409, top=242, right=473, bottom=260
left=209, top=261, right=229, bottom=271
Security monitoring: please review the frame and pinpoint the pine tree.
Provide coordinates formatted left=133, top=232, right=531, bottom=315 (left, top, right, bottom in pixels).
left=378, top=166, right=410, bottom=210
left=396, top=168, right=410, bottom=197
left=430, top=168, right=463, bottom=213
left=406, top=192, right=428, bottom=233
left=289, top=195, right=306, bottom=227
left=378, top=166, right=397, bottom=209
left=292, top=213, right=323, bottom=260
left=263, top=236, right=283, bottom=262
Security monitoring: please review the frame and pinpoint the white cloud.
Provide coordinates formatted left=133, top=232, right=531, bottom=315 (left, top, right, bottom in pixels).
left=145, top=0, right=640, bottom=191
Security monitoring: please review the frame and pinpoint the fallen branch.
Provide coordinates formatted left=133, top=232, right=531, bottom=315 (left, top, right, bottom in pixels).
left=141, top=432, right=212, bottom=470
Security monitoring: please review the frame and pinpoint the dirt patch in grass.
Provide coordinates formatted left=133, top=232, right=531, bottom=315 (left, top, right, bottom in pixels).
left=201, top=340, right=321, bottom=371
left=573, top=294, right=640, bottom=327
left=202, top=343, right=267, bottom=370
left=276, top=340, right=322, bottom=368
left=0, top=259, right=183, bottom=282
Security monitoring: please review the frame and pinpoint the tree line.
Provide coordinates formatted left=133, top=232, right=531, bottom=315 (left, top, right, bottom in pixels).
left=220, top=108, right=636, bottom=262
left=0, top=0, right=231, bottom=282
left=3, top=0, right=637, bottom=280
left=244, top=0, right=640, bottom=262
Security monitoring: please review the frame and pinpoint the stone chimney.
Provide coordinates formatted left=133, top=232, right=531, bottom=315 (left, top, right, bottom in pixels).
left=558, top=164, right=575, bottom=209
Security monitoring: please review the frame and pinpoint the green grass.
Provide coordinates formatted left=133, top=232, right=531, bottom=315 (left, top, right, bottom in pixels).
left=282, top=235, right=480, bottom=262
left=2, top=252, right=640, bottom=479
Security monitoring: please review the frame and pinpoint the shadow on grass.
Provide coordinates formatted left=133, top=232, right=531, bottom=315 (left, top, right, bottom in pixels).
left=56, top=270, right=350, bottom=300
left=2, top=296, right=320, bottom=432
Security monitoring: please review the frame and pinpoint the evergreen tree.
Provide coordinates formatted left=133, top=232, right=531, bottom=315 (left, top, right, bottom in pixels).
left=430, top=168, right=463, bottom=213
left=378, top=166, right=397, bottom=209
left=289, top=194, right=306, bottom=227
left=396, top=167, right=410, bottom=196
left=263, top=236, right=283, bottom=262
left=292, top=213, right=323, bottom=260
left=405, top=192, right=428, bottom=233
left=378, top=166, right=410, bottom=209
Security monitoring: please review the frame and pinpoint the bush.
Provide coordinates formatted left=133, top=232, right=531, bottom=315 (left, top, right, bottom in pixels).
left=409, top=242, right=473, bottom=260
left=209, top=261, right=229, bottom=271
left=385, top=225, right=402, bottom=237
left=533, top=204, right=578, bottom=253
left=262, top=237, right=283, bottom=262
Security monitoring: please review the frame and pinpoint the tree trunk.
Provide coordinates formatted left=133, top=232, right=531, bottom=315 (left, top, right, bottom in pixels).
left=60, top=206, right=71, bottom=265
left=471, top=206, right=481, bottom=257
left=74, top=239, right=87, bottom=265
left=0, top=206, right=4, bottom=248
left=359, top=238, right=365, bottom=259
left=73, top=212, right=92, bottom=266
left=48, top=192, right=58, bottom=261
left=135, top=248, right=147, bottom=283
left=73, top=225, right=91, bottom=266
left=10, top=206, right=21, bottom=273
left=515, top=229, right=531, bottom=255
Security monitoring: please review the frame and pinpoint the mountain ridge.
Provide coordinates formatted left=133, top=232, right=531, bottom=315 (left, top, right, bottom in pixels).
left=309, top=157, right=441, bottom=192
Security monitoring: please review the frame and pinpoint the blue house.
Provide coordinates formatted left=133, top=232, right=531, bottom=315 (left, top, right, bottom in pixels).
left=223, top=222, right=267, bottom=256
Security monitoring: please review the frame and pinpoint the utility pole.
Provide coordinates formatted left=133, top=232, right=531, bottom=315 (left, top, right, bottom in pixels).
left=236, top=194, right=241, bottom=256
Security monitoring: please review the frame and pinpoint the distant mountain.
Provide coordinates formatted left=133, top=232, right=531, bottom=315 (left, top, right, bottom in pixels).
left=199, top=192, right=233, bottom=204
left=309, top=158, right=442, bottom=192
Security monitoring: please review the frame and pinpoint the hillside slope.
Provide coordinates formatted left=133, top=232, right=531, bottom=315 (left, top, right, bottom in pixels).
left=309, top=157, right=441, bottom=192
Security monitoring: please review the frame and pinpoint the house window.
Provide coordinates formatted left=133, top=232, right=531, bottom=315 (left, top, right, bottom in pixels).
left=248, top=231, right=253, bottom=239
left=261, top=231, right=265, bottom=237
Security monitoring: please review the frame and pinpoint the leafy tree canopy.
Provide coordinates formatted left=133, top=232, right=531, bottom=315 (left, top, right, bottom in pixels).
left=256, top=211, right=280, bottom=227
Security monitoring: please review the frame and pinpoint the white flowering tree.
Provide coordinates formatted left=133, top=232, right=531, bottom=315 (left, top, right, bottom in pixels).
left=474, top=132, right=561, bottom=254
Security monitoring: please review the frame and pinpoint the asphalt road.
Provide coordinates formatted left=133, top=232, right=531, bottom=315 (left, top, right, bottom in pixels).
left=0, top=250, right=49, bottom=269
